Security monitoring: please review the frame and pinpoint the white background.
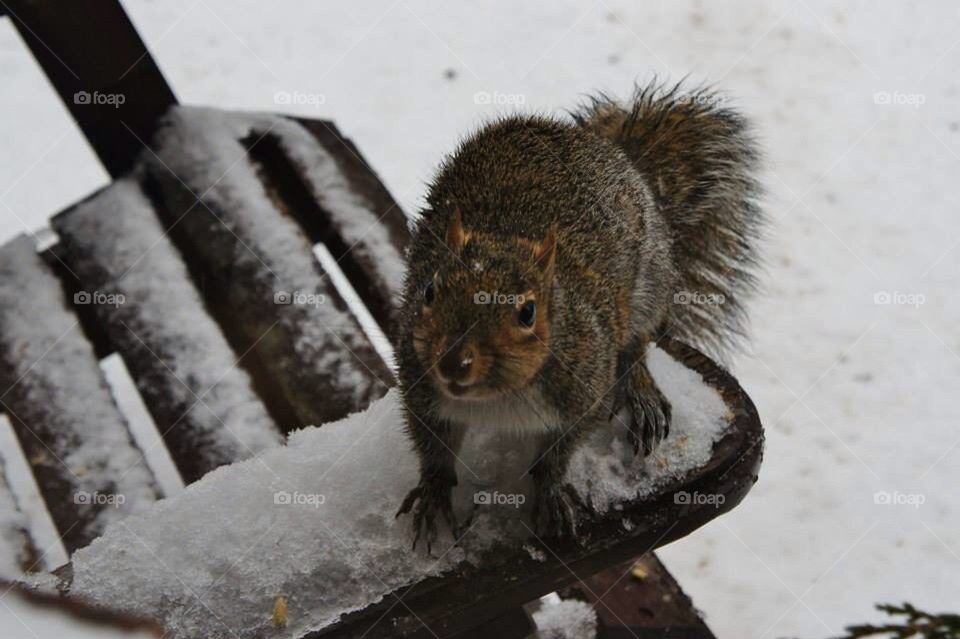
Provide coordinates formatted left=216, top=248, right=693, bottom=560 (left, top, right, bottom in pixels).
left=1, top=1, right=958, bottom=637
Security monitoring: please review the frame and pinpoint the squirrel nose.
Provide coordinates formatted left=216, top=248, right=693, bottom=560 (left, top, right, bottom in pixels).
left=437, top=343, right=476, bottom=384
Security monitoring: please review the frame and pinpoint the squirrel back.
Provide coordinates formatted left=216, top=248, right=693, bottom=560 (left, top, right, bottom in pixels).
left=573, top=82, right=764, bottom=355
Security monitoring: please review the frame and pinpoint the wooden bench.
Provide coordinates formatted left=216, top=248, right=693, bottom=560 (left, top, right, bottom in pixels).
left=0, top=2, right=763, bottom=637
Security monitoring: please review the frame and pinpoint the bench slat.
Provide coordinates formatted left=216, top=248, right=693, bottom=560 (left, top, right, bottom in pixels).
left=52, top=179, right=284, bottom=483
left=0, top=453, right=36, bottom=578
left=145, top=107, right=394, bottom=429
left=245, top=118, right=410, bottom=332
left=565, top=553, right=715, bottom=638
left=0, top=236, right=158, bottom=552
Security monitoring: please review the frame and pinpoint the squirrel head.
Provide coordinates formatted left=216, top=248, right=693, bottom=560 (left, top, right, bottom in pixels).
left=409, top=209, right=557, bottom=401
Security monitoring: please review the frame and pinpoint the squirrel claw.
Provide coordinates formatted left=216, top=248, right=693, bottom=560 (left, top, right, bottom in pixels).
left=397, top=482, right=457, bottom=554
left=533, top=483, right=584, bottom=541
left=625, top=378, right=672, bottom=457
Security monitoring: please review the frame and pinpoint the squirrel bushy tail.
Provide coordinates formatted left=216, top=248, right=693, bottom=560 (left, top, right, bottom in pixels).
left=573, top=81, right=764, bottom=356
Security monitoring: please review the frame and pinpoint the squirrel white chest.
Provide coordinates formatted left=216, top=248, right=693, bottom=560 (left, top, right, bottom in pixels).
left=435, top=387, right=562, bottom=436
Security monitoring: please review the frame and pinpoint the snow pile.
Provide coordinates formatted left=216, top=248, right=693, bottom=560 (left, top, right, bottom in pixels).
left=569, top=347, right=731, bottom=513
left=532, top=598, right=597, bottom=639
left=67, top=347, right=730, bottom=638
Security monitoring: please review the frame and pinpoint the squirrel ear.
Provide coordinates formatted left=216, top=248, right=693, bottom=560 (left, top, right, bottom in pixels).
left=445, top=208, right=469, bottom=251
left=532, top=224, right=558, bottom=276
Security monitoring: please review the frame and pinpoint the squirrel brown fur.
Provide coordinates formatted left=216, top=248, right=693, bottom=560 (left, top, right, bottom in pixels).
left=395, top=81, right=763, bottom=551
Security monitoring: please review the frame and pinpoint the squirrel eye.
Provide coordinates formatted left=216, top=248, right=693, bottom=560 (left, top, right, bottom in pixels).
left=423, top=280, right=435, bottom=306
left=518, top=300, right=536, bottom=327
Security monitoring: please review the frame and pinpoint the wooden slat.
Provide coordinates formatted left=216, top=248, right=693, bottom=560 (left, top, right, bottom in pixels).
left=5, top=0, right=177, bottom=177
left=52, top=178, right=284, bottom=483
left=0, top=235, right=158, bottom=552
left=564, top=553, right=715, bottom=638
left=245, top=118, right=410, bottom=333
left=305, top=338, right=763, bottom=639
left=144, top=107, right=394, bottom=430
left=450, top=606, right=534, bottom=639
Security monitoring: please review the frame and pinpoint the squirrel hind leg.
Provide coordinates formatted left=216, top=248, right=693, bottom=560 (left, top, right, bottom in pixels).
left=619, top=356, right=672, bottom=457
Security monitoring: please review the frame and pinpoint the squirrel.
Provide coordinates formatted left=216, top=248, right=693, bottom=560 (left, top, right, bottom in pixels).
left=395, top=81, right=763, bottom=551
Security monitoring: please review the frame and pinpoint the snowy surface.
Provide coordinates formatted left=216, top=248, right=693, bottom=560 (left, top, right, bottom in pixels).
left=2, top=2, right=959, bottom=636
left=66, top=347, right=728, bottom=639
left=55, top=177, right=283, bottom=469
left=532, top=597, right=598, bottom=639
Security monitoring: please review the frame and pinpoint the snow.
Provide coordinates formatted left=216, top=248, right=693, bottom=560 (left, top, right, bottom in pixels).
left=532, top=598, right=598, bottom=639
left=54, top=178, right=283, bottom=469
left=66, top=346, right=728, bottom=639
left=568, top=347, right=730, bottom=513
left=272, top=119, right=408, bottom=296
left=2, top=2, right=959, bottom=636
left=0, top=235, right=157, bottom=536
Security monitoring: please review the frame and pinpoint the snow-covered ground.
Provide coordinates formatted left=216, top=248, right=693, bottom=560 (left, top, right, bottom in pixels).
left=0, top=1, right=958, bottom=637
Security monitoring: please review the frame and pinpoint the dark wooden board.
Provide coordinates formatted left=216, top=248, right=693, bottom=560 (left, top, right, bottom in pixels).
left=5, top=0, right=176, bottom=177
left=563, top=553, right=715, bottom=639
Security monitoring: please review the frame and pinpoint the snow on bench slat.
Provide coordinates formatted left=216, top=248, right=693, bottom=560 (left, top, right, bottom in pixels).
left=264, top=118, right=408, bottom=317
left=0, top=451, right=34, bottom=579
left=0, top=414, right=69, bottom=573
left=68, top=347, right=729, bottom=639
left=53, top=178, right=284, bottom=483
left=146, top=106, right=392, bottom=430
left=0, top=235, right=157, bottom=552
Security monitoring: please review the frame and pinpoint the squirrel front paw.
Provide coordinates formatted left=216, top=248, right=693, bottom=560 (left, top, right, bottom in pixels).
left=623, top=366, right=672, bottom=457
left=533, top=482, right=584, bottom=541
left=395, top=480, right=458, bottom=554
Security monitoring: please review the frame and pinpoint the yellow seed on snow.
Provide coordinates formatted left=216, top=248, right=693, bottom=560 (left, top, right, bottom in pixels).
left=272, top=596, right=288, bottom=628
